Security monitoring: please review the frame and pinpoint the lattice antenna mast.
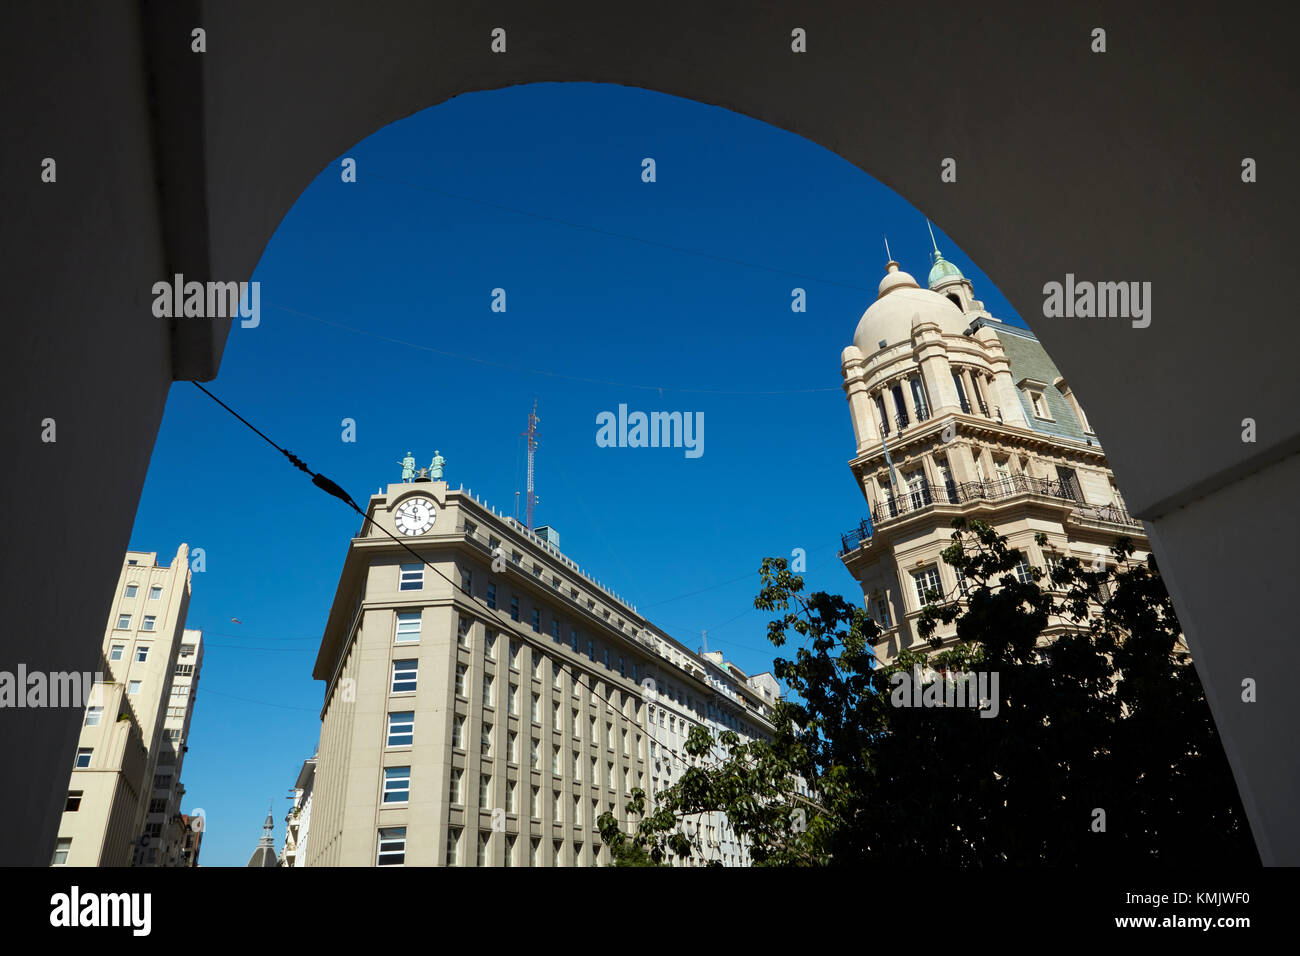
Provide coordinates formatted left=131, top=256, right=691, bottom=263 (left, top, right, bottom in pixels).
left=521, top=398, right=540, bottom=530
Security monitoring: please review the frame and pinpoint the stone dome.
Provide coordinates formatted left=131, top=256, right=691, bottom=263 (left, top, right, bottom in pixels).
left=852, top=262, right=969, bottom=353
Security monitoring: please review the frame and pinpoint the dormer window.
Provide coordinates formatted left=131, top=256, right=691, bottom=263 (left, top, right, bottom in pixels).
left=1017, top=378, right=1055, bottom=422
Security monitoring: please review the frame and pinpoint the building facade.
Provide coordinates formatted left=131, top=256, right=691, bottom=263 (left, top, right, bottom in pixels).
left=838, top=246, right=1149, bottom=663
left=53, top=546, right=201, bottom=866
left=278, top=756, right=317, bottom=867
left=306, top=477, right=786, bottom=866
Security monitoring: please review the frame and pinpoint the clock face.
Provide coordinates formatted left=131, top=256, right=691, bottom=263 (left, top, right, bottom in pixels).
left=394, top=497, right=436, bottom=535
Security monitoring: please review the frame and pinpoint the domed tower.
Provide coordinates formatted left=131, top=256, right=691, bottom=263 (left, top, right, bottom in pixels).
left=837, top=241, right=1146, bottom=664
left=925, top=219, right=978, bottom=314
left=246, top=806, right=278, bottom=867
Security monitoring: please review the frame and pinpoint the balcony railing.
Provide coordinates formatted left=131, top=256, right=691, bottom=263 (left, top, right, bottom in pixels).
left=838, top=475, right=1142, bottom=555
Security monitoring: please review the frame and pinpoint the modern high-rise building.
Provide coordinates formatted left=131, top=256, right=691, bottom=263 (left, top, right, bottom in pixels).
left=305, top=474, right=787, bottom=866
left=52, top=546, right=202, bottom=866
left=837, top=242, right=1149, bottom=663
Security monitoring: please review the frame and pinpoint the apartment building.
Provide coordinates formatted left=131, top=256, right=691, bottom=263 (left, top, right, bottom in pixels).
left=278, top=756, right=317, bottom=867
left=53, top=546, right=199, bottom=866
left=305, top=476, right=788, bottom=866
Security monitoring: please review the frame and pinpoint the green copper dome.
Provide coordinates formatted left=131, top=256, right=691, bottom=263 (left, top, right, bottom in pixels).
left=928, top=250, right=965, bottom=288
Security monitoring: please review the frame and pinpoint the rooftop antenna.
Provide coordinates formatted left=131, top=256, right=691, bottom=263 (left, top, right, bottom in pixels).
left=521, top=398, right=540, bottom=530
left=701, top=629, right=708, bottom=654
left=884, top=235, right=893, bottom=264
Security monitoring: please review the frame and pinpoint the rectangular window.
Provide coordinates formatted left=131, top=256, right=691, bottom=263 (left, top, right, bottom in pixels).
left=507, top=780, right=518, bottom=813
left=505, top=833, right=516, bottom=867
left=449, top=767, right=463, bottom=804
left=65, top=792, right=83, bottom=813
left=487, top=583, right=497, bottom=610
left=399, top=563, right=423, bottom=591
left=453, top=714, right=465, bottom=749
left=573, top=794, right=582, bottom=825
left=128, top=680, right=142, bottom=695
left=573, top=751, right=582, bottom=780
left=531, top=837, right=540, bottom=866
left=388, top=711, right=414, bottom=747
left=141, top=615, right=156, bottom=631
left=395, top=611, right=421, bottom=643
left=124, top=584, right=138, bottom=599
left=552, top=745, right=561, bottom=775
left=531, top=785, right=540, bottom=818
left=588, top=640, right=595, bottom=661
left=618, top=657, right=625, bottom=678
left=479, top=774, right=491, bottom=807
left=392, top=659, right=418, bottom=693
left=484, top=631, right=496, bottom=659
left=553, top=840, right=563, bottom=867
left=135, top=646, right=149, bottom=663
left=109, top=644, right=124, bottom=661
left=553, top=700, right=561, bottom=727
left=553, top=664, right=562, bottom=689
left=148, top=585, right=162, bottom=601
left=551, top=619, right=561, bottom=642
left=477, top=831, right=490, bottom=866
left=445, top=827, right=461, bottom=867
left=116, top=614, right=131, bottom=629
left=455, top=663, right=467, bottom=697
left=912, top=567, right=942, bottom=607
left=603, top=649, right=610, bottom=669
left=383, top=766, right=411, bottom=804
left=481, top=723, right=493, bottom=757
left=531, top=609, right=541, bottom=633
left=482, top=674, right=494, bottom=707
left=1014, top=559, right=1032, bottom=584
left=377, top=827, right=406, bottom=866
left=572, top=708, right=580, bottom=738
left=510, top=596, right=520, bottom=622
left=84, top=706, right=103, bottom=727
left=531, top=693, right=540, bottom=724
left=461, top=566, right=472, bottom=593
left=553, top=791, right=562, bottom=821
left=457, top=615, right=471, bottom=647
left=530, top=737, right=539, bottom=769
left=510, top=640, right=521, bottom=669
left=52, top=838, right=72, bottom=865
left=954, top=566, right=969, bottom=595
left=570, top=629, right=578, bottom=653
left=509, top=684, right=519, bottom=716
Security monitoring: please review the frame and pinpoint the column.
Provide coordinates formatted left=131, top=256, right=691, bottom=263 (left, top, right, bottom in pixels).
left=898, top=377, right=918, bottom=427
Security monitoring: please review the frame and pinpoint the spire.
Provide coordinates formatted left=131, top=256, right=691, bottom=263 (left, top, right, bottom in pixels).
left=260, top=803, right=275, bottom=847
left=884, top=235, right=893, bottom=266
left=924, top=219, right=966, bottom=290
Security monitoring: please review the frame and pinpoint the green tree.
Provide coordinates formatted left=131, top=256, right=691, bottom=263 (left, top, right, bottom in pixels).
left=599, top=518, right=1255, bottom=865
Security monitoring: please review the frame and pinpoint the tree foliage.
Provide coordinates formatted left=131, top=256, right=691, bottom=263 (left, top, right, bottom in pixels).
left=599, top=518, right=1255, bottom=865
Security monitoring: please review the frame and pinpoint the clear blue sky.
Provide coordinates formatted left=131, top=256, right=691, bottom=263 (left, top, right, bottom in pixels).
left=129, top=81, right=1028, bottom=865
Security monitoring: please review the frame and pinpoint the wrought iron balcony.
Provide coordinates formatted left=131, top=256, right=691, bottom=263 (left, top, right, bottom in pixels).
left=976, top=399, right=990, bottom=416
left=957, top=397, right=972, bottom=414
left=838, top=475, right=1144, bottom=555
left=894, top=411, right=910, bottom=430
left=914, top=404, right=931, bottom=423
